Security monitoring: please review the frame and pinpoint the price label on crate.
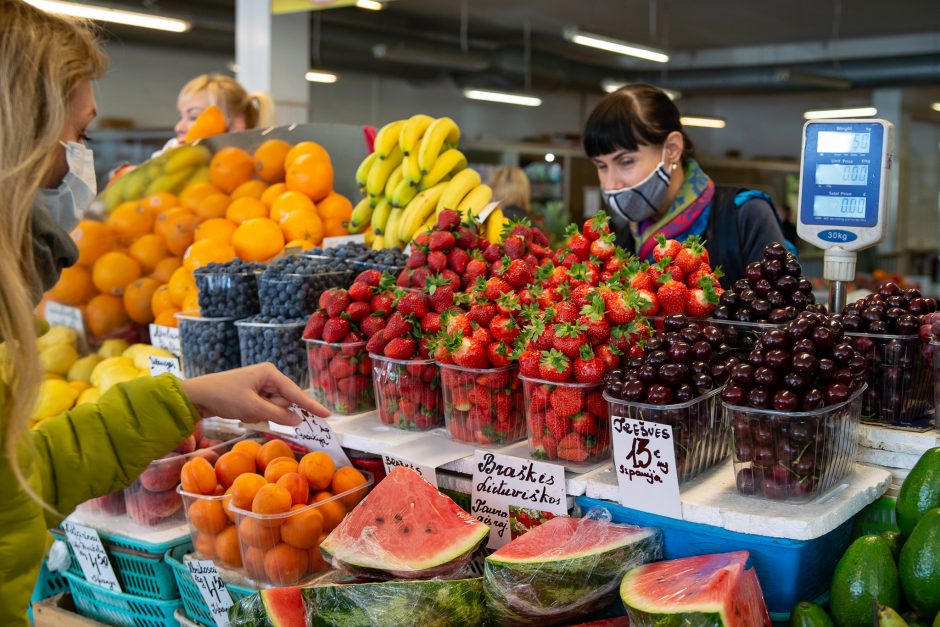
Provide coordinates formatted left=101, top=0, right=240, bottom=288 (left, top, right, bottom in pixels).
left=382, top=454, right=438, bottom=487
left=45, top=302, right=85, bottom=335
left=610, top=415, right=682, bottom=519
left=185, top=558, right=233, bottom=626
left=62, top=521, right=121, bottom=593
left=149, top=324, right=181, bottom=357
left=470, top=450, right=567, bottom=549
left=287, top=405, right=351, bottom=466
left=148, top=355, right=182, bottom=377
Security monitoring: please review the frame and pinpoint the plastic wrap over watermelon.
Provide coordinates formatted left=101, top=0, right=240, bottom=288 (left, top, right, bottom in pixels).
left=620, top=551, right=772, bottom=627
left=319, top=467, right=489, bottom=579
left=484, top=509, right=663, bottom=626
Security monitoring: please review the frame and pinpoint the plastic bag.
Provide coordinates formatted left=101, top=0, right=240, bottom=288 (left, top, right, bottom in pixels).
left=484, top=508, right=663, bottom=626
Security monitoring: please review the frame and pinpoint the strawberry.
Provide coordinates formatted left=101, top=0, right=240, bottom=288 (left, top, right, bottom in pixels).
left=653, top=233, right=681, bottom=263
left=550, top=385, right=585, bottom=417
left=557, top=433, right=589, bottom=462
left=687, top=266, right=723, bottom=290
left=432, top=338, right=452, bottom=364
left=578, top=294, right=610, bottom=343
left=518, top=349, right=541, bottom=378
left=384, top=312, right=413, bottom=339
left=487, top=341, right=512, bottom=368
left=454, top=226, right=478, bottom=250
left=553, top=301, right=580, bottom=324
left=572, top=412, right=598, bottom=436
left=427, top=251, right=448, bottom=272
left=674, top=234, right=707, bottom=276
left=322, top=317, right=350, bottom=343
left=553, top=322, right=588, bottom=359
left=411, top=267, right=430, bottom=289
left=428, top=230, right=456, bottom=252
left=538, top=349, right=571, bottom=382
left=396, top=292, right=428, bottom=318
left=647, top=257, right=670, bottom=284
left=420, top=312, right=442, bottom=335
left=583, top=212, right=611, bottom=241
left=502, top=258, right=534, bottom=288
left=353, top=270, right=381, bottom=287
left=495, top=292, right=521, bottom=316
left=477, top=369, right=510, bottom=388
left=370, top=293, right=393, bottom=316
left=533, top=323, right=556, bottom=351
left=468, top=301, right=498, bottom=328
left=451, top=335, right=489, bottom=369
left=303, top=310, right=328, bottom=340
left=573, top=344, right=606, bottom=384
left=328, top=355, right=356, bottom=379
left=483, top=243, right=503, bottom=263
left=321, top=289, right=350, bottom=318
left=418, top=336, right=434, bottom=359
left=566, top=224, right=591, bottom=260
left=396, top=269, right=412, bottom=288
left=657, top=274, right=690, bottom=316
left=664, top=263, right=685, bottom=285
left=471, top=326, right=493, bottom=346
left=603, top=288, right=640, bottom=325
left=586, top=390, right=607, bottom=417
left=348, top=281, right=373, bottom=303
left=439, top=269, right=461, bottom=291
left=589, top=231, right=616, bottom=261
left=545, top=409, right=569, bottom=440
left=490, top=315, right=520, bottom=343
left=503, top=235, right=526, bottom=260
left=464, top=258, right=488, bottom=284
left=383, top=336, right=416, bottom=359
left=345, top=301, right=372, bottom=322
left=635, top=288, right=659, bottom=316
left=595, top=343, right=620, bottom=370
left=425, top=275, right=454, bottom=313
left=436, top=210, right=461, bottom=231
left=686, top=276, right=720, bottom=317
left=484, top=277, right=512, bottom=301
left=443, top=311, right=472, bottom=336
left=541, top=434, right=559, bottom=459
left=530, top=384, right=551, bottom=411
left=447, top=247, right=470, bottom=274
left=623, top=261, right=654, bottom=292
left=406, top=250, right=426, bottom=269
left=360, top=316, right=386, bottom=338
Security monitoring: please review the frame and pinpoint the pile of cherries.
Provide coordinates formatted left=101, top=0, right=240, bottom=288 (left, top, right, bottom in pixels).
left=835, top=281, right=936, bottom=335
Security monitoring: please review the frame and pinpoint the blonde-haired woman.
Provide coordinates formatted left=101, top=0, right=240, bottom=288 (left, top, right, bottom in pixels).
left=489, top=166, right=532, bottom=222
left=174, top=73, right=276, bottom=143
left=0, top=3, right=325, bottom=622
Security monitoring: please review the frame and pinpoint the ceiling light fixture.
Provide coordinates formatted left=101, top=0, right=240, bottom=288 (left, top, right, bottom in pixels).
left=373, top=44, right=489, bottom=72
left=680, top=116, right=726, bottom=129
left=24, top=0, right=190, bottom=32
left=563, top=26, right=669, bottom=63
left=803, top=106, right=877, bottom=120
left=601, top=79, right=680, bottom=100
left=355, top=0, right=384, bottom=10
left=545, top=153, right=556, bottom=163
left=931, top=102, right=940, bottom=112
left=305, top=70, right=338, bottom=83
left=463, top=89, right=541, bottom=107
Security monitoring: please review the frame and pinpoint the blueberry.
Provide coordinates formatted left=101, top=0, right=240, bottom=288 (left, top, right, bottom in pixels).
left=259, top=257, right=353, bottom=318
left=194, top=259, right=265, bottom=318
left=179, top=315, right=241, bottom=377
left=236, top=315, right=308, bottom=386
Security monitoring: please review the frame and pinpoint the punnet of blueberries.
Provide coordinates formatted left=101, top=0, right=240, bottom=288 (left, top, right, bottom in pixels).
left=178, top=314, right=241, bottom=378
left=304, top=242, right=408, bottom=274
left=194, top=259, right=266, bottom=318
left=235, top=314, right=308, bottom=387
left=259, top=256, right=353, bottom=319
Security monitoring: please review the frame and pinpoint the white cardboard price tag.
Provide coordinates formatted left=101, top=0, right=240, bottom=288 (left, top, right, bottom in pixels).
left=382, top=454, right=437, bottom=487
left=62, top=521, right=121, bottom=593
left=45, top=302, right=85, bottom=335
left=149, top=324, right=181, bottom=357
left=322, top=234, right=365, bottom=249
left=185, top=558, right=233, bottom=626
left=470, top=450, right=567, bottom=549
left=476, top=201, right=501, bottom=224
left=148, top=355, right=182, bottom=377
left=610, top=415, right=682, bottom=519
left=284, top=405, right=351, bottom=466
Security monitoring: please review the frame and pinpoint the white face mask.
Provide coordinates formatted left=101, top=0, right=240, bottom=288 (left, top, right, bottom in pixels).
left=37, top=140, right=97, bottom=232
left=602, top=146, right=676, bottom=223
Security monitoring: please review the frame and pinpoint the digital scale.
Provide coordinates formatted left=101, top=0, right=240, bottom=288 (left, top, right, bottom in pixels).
left=797, top=119, right=895, bottom=312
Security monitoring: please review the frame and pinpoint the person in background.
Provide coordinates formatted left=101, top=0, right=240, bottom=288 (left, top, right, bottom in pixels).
left=583, top=84, right=791, bottom=287
left=0, top=3, right=325, bottom=622
left=777, top=203, right=799, bottom=245
left=174, top=73, right=275, bottom=144
left=489, top=166, right=532, bottom=223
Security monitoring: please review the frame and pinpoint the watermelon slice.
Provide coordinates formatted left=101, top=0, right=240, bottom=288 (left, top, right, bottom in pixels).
left=620, top=551, right=771, bottom=627
left=485, top=516, right=662, bottom=625
left=228, top=586, right=306, bottom=627
left=319, top=467, right=489, bottom=579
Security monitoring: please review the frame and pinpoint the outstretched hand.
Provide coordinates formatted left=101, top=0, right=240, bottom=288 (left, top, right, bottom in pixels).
left=179, top=363, right=329, bottom=426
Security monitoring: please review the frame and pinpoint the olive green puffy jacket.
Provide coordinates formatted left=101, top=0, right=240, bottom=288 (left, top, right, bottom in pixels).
left=0, top=374, right=199, bottom=625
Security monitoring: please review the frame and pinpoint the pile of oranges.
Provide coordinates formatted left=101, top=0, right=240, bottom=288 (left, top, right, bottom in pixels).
left=180, top=438, right=368, bottom=584
left=43, top=140, right=353, bottom=335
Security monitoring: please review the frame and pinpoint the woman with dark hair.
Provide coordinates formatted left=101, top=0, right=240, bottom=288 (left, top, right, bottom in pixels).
left=583, top=84, right=790, bottom=286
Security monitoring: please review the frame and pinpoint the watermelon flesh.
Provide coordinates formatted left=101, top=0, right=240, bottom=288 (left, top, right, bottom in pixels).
left=319, top=467, right=489, bottom=579
left=485, top=515, right=663, bottom=625
left=228, top=587, right=306, bottom=627
left=620, top=551, right=771, bottom=627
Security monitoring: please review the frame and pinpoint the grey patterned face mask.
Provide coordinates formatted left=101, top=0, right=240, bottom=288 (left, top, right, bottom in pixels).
left=602, top=147, right=672, bottom=222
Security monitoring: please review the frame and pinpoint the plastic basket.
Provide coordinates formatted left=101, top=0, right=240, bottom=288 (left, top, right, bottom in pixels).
left=165, top=543, right=254, bottom=627
left=852, top=496, right=899, bottom=538
left=63, top=570, right=182, bottom=627
left=29, top=559, right=70, bottom=622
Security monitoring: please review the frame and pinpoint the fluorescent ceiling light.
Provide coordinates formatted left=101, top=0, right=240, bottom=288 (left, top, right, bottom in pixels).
left=305, top=70, right=338, bottom=83
left=463, top=89, right=541, bottom=107
left=545, top=153, right=556, bottom=163
left=931, top=102, right=940, bottom=112
left=355, top=0, right=384, bottom=10
left=681, top=116, right=726, bottom=129
left=804, top=106, right=877, bottom=120
left=563, top=27, right=668, bottom=63
left=24, top=0, right=190, bottom=32
left=601, top=79, right=680, bottom=100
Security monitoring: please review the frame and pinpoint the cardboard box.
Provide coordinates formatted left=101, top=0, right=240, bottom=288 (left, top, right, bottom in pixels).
left=32, top=593, right=105, bottom=627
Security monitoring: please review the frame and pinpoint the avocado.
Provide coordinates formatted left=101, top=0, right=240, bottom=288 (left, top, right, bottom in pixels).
left=791, top=601, right=835, bottom=627
left=898, top=508, right=940, bottom=617
left=881, top=530, right=904, bottom=562
left=877, top=605, right=910, bottom=626
left=831, top=535, right=901, bottom=627
left=896, top=447, right=940, bottom=538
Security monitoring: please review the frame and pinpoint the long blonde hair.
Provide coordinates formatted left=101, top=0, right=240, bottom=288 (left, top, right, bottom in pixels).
left=0, top=0, right=107, bottom=503
left=489, top=167, right=532, bottom=213
left=178, top=74, right=275, bottom=129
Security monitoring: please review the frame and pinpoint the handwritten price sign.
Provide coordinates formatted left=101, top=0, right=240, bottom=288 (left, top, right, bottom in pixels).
left=610, top=415, right=682, bottom=519
left=186, top=559, right=233, bottom=626
left=45, top=302, right=85, bottom=335
left=382, top=454, right=437, bottom=487
left=289, top=405, right=351, bottom=466
left=62, top=522, right=121, bottom=592
left=148, top=355, right=182, bottom=377
left=148, top=324, right=181, bottom=357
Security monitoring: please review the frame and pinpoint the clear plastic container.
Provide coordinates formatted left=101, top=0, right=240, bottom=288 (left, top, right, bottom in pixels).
left=258, top=270, right=353, bottom=318
left=706, top=318, right=783, bottom=357
left=371, top=355, right=443, bottom=430
left=932, top=340, right=940, bottom=430
left=230, top=470, right=374, bottom=586
left=178, top=488, right=240, bottom=569
left=76, top=490, right=126, bottom=517
left=194, top=270, right=261, bottom=318
left=440, top=364, right=525, bottom=445
left=125, top=421, right=247, bottom=527
left=848, top=332, right=934, bottom=429
left=605, top=387, right=728, bottom=482
left=723, top=384, right=865, bottom=501
left=236, top=318, right=308, bottom=387
left=519, top=376, right=609, bottom=465
left=306, top=339, right=375, bottom=415
left=176, top=312, right=241, bottom=378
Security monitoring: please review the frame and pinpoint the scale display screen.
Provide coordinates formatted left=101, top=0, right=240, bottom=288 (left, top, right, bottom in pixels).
left=817, top=131, right=871, bottom=154
left=813, top=196, right=866, bottom=218
left=815, top=163, right=869, bottom=186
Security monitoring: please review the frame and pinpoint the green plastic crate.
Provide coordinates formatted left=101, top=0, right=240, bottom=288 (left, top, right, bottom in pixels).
left=165, top=543, right=254, bottom=627
left=63, top=570, right=181, bottom=626
left=852, top=496, right=899, bottom=538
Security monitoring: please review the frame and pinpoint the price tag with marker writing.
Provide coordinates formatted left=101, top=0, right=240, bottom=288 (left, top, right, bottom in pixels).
left=610, top=414, right=682, bottom=519
left=149, top=324, right=181, bottom=357
left=287, top=405, right=351, bottom=467
left=186, top=558, right=233, bottom=626
left=382, top=454, right=437, bottom=487
left=149, top=355, right=182, bottom=377
left=62, top=521, right=121, bottom=593
left=45, top=302, right=85, bottom=335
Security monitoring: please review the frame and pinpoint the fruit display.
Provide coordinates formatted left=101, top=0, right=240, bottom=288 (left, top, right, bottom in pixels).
left=304, top=241, right=409, bottom=275
left=372, top=355, right=443, bottom=431
left=235, top=316, right=308, bottom=386
left=484, top=516, right=663, bottom=626
left=258, top=256, right=354, bottom=319
left=619, top=551, right=771, bottom=627
left=319, top=467, right=489, bottom=579
left=440, top=363, right=526, bottom=445
left=194, top=259, right=265, bottom=318
left=521, top=377, right=609, bottom=464
left=177, top=312, right=241, bottom=377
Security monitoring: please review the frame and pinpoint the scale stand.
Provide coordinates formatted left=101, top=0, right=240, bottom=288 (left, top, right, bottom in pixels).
left=824, top=247, right=857, bottom=313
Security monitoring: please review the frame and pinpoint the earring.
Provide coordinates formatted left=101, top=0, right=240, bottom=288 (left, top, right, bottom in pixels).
left=670, top=162, right=679, bottom=172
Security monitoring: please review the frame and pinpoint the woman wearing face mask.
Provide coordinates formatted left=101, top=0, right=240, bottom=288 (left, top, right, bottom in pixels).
left=0, top=3, right=327, bottom=622
left=584, top=84, right=791, bottom=287
left=170, top=73, right=275, bottom=148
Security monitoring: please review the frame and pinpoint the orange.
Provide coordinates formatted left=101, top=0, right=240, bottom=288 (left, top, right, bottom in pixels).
left=232, top=440, right=262, bottom=459
left=141, top=192, right=178, bottom=214
left=239, top=518, right=279, bottom=550
left=84, top=294, right=129, bottom=336
left=285, top=152, right=333, bottom=202
left=264, top=457, right=300, bottom=484
left=182, top=287, right=200, bottom=314
left=151, top=284, right=175, bottom=318
left=183, top=239, right=236, bottom=273
left=209, top=146, right=254, bottom=194
left=92, top=251, right=142, bottom=296
left=317, top=192, right=353, bottom=221
left=323, top=218, right=347, bottom=238
left=128, top=234, right=169, bottom=273
left=260, top=183, right=288, bottom=209
left=299, top=451, right=335, bottom=491
left=254, top=139, right=292, bottom=183
left=311, top=491, right=346, bottom=532
left=256, top=440, right=294, bottom=472
left=107, top=201, right=155, bottom=243
left=281, top=505, right=322, bottom=549
left=251, top=484, right=292, bottom=518
left=331, top=466, right=369, bottom=509
left=215, top=450, right=256, bottom=488
left=189, top=498, right=229, bottom=534
left=230, top=473, right=267, bottom=510
left=181, top=181, right=221, bottom=212
left=168, top=267, right=195, bottom=306
left=285, top=239, right=314, bottom=251
left=193, top=532, right=217, bottom=558
left=155, top=209, right=201, bottom=256
left=195, top=192, right=231, bottom=220
left=222, top=488, right=236, bottom=523
left=181, top=457, right=217, bottom=495
left=270, top=190, right=315, bottom=223
left=285, top=141, right=330, bottom=171
left=232, top=218, right=284, bottom=262
left=215, top=525, right=242, bottom=567
left=279, top=209, right=324, bottom=245
left=243, top=545, right=268, bottom=580
left=154, top=307, right=180, bottom=327
left=47, top=265, right=96, bottom=306
left=264, top=543, right=309, bottom=585
left=151, top=256, right=183, bottom=283
left=185, top=105, right=227, bottom=143
left=70, top=220, right=114, bottom=268
left=123, top=277, right=160, bottom=324
left=231, top=179, right=268, bottom=201
left=276, top=473, right=309, bottom=506
left=226, top=197, right=268, bottom=224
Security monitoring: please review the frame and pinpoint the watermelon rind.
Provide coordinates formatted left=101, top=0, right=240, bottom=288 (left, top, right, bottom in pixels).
left=302, top=577, right=489, bottom=627
left=228, top=587, right=307, bottom=627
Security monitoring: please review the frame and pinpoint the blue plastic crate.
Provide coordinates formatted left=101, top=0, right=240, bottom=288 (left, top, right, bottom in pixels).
left=29, top=559, right=70, bottom=622
left=63, top=570, right=181, bottom=626
left=164, top=543, right=254, bottom=627
left=577, top=496, right=854, bottom=620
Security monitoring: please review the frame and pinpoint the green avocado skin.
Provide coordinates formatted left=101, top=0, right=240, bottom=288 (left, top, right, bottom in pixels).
left=899, top=509, right=940, bottom=618
left=790, top=601, right=835, bottom=627
left=830, top=535, right=900, bottom=627
left=896, top=448, right=940, bottom=538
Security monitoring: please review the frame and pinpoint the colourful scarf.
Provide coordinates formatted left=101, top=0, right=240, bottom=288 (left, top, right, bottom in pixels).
left=636, top=159, right=714, bottom=261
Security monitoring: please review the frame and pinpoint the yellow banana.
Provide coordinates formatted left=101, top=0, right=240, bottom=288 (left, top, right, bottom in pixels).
left=187, top=166, right=211, bottom=185
left=436, top=168, right=481, bottom=214
left=374, top=119, right=407, bottom=160
left=398, top=182, right=448, bottom=244
left=370, top=197, right=393, bottom=235
left=366, top=145, right=403, bottom=197
left=98, top=176, right=128, bottom=213
left=398, top=114, right=434, bottom=156
left=418, top=117, right=460, bottom=174
left=348, top=197, right=374, bottom=234
left=122, top=170, right=151, bottom=201
left=164, top=144, right=211, bottom=174
left=145, top=167, right=196, bottom=197
left=486, top=207, right=507, bottom=243
left=384, top=207, right=404, bottom=248
left=383, top=164, right=404, bottom=198
left=456, top=184, right=494, bottom=221
left=372, top=234, right=386, bottom=250
left=390, top=178, right=418, bottom=208
left=356, top=152, right=378, bottom=191
left=421, top=149, right=466, bottom=189
left=402, top=151, right=422, bottom=187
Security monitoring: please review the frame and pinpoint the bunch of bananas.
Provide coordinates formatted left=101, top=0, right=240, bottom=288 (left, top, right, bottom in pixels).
left=348, top=115, right=503, bottom=249
left=96, top=144, right=212, bottom=214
